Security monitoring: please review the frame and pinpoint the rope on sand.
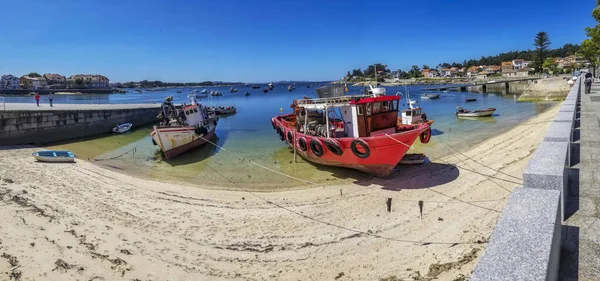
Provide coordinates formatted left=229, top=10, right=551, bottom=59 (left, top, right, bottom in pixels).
left=93, top=138, right=146, bottom=161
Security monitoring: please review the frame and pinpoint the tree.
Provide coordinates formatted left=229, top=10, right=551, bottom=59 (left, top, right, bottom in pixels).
left=408, top=65, right=421, bottom=78
left=27, top=72, right=41, bottom=77
left=422, top=65, right=430, bottom=70
left=542, top=58, right=557, bottom=73
left=582, top=1, right=600, bottom=76
left=579, top=39, right=599, bottom=74
left=75, top=78, right=83, bottom=86
left=363, top=63, right=390, bottom=77
left=534, top=32, right=551, bottom=73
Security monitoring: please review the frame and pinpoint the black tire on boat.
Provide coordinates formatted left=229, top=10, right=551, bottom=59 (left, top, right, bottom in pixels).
left=286, top=130, right=293, bottom=144
left=309, top=138, right=324, bottom=157
left=152, top=138, right=157, bottom=145
left=324, top=139, right=343, bottom=156
left=420, top=127, right=431, bottom=144
left=277, top=126, right=285, bottom=141
left=298, top=137, right=307, bottom=151
left=271, top=119, right=276, bottom=130
left=350, top=139, right=370, bottom=159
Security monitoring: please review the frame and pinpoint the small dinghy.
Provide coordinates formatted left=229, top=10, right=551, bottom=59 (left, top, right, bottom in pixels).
left=399, top=153, right=426, bottom=165
left=456, top=107, right=495, bottom=117
left=113, top=123, right=132, bottom=133
left=465, top=98, right=477, bottom=102
left=421, top=93, right=440, bottom=99
left=33, top=150, right=75, bottom=163
left=245, top=92, right=250, bottom=96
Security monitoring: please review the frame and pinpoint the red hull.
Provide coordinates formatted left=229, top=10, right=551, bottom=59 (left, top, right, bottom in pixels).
left=272, top=115, right=429, bottom=177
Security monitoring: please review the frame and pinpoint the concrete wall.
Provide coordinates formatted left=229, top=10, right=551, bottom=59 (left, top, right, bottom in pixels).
left=0, top=108, right=159, bottom=145
left=472, top=76, right=581, bottom=281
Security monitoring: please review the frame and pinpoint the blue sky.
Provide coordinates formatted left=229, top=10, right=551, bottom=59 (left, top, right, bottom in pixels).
left=0, top=0, right=595, bottom=82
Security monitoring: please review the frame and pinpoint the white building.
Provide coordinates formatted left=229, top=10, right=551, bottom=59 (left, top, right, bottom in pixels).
left=0, top=75, right=21, bottom=89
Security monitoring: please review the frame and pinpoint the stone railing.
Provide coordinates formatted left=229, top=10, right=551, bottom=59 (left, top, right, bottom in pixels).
left=471, top=76, right=580, bottom=281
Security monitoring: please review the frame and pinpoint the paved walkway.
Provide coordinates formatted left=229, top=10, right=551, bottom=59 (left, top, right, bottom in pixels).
left=560, top=80, right=600, bottom=281
left=0, top=103, right=160, bottom=111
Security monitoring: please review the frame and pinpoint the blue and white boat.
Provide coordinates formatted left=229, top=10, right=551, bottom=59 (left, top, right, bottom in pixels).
left=32, top=151, right=76, bottom=163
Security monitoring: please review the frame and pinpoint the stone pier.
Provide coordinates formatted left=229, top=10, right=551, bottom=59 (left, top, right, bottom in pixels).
left=0, top=103, right=160, bottom=145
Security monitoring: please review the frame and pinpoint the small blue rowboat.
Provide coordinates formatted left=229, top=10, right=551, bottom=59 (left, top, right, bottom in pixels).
left=32, top=150, right=76, bottom=163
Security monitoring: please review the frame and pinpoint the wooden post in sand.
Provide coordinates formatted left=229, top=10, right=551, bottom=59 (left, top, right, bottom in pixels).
left=386, top=198, right=392, bottom=213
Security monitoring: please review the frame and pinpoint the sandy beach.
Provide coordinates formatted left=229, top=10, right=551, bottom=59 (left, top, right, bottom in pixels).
left=0, top=104, right=559, bottom=281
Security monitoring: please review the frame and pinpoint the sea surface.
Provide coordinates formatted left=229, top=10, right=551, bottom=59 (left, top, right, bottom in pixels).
left=5, top=84, right=556, bottom=190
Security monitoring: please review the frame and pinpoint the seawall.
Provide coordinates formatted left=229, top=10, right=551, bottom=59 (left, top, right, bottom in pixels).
left=0, top=104, right=160, bottom=145
left=471, top=74, right=580, bottom=280
left=518, top=77, right=572, bottom=101
left=0, top=89, right=115, bottom=95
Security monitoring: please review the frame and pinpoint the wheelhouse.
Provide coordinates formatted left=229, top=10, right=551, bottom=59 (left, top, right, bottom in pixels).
left=295, top=95, right=400, bottom=139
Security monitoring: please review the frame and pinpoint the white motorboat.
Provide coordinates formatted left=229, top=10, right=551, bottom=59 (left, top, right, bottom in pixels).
left=456, top=107, right=496, bottom=117
left=421, top=93, right=440, bottom=99
left=113, top=123, right=132, bottom=133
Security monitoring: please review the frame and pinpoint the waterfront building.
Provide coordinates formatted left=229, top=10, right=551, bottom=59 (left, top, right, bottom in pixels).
left=67, top=74, right=110, bottom=89
left=43, top=73, right=67, bottom=88
left=0, top=74, right=21, bottom=89
left=19, top=76, right=47, bottom=89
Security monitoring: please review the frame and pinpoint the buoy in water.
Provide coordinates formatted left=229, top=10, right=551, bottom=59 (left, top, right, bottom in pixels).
left=280, top=108, right=283, bottom=113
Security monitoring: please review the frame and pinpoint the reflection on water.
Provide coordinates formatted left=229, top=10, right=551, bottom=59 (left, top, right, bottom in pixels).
left=45, top=84, right=557, bottom=190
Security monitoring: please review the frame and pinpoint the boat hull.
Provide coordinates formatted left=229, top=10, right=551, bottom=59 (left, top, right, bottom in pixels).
left=33, top=151, right=75, bottom=163
left=457, top=110, right=495, bottom=117
left=151, top=124, right=215, bottom=160
left=272, top=116, right=429, bottom=177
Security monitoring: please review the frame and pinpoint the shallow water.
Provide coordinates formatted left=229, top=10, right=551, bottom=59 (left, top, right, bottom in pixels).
left=37, top=84, right=555, bottom=190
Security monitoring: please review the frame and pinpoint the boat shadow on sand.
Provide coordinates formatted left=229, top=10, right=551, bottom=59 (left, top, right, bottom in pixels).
left=308, top=159, right=459, bottom=191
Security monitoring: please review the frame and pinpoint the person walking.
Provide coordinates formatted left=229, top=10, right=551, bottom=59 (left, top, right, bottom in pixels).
left=585, top=72, right=593, bottom=94
left=48, top=92, right=54, bottom=107
left=34, top=92, right=40, bottom=107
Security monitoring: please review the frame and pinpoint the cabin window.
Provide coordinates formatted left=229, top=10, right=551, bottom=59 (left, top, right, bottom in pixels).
left=373, top=102, right=381, bottom=113
left=406, top=110, right=412, bottom=116
left=381, top=101, right=389, bottom=111
left=366, top=104, right=371, bottom=116
left=357, top=106, right=363, bottom=115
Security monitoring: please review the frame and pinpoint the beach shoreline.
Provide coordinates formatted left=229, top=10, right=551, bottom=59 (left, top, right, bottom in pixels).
left=0, top=104, right=559, bottom=281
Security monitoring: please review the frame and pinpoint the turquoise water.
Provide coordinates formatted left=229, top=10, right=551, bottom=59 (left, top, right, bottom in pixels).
left=25, top=84, right=555, bottom=189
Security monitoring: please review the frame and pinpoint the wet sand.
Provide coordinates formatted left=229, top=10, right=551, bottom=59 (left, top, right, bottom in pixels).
left=0, top=104, right=559, bottom=281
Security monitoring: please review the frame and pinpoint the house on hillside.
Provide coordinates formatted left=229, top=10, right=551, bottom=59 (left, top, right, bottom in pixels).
left=440, top=68, right=452, bottom=77
left=0, top=74, right=20, bottom=89
left=501, top=61, right=513, bottom=70
left=43, top=73, right=66, bottom=88
left=467, top=66, right=479, bottom=78
left=421, top=69, right=438, bottom=78
left=19, top=76, right=47, bottom=89
left=502, top=69, right=518, bottom=78
left=484, top=65, right=501, bottom=74
left=517, top=68, right=533, bottom=77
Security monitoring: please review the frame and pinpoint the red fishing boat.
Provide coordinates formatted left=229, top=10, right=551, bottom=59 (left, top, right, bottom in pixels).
left=151, top=95, right=218, bottom=159
left=271, top=85, right=432, bottom=177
